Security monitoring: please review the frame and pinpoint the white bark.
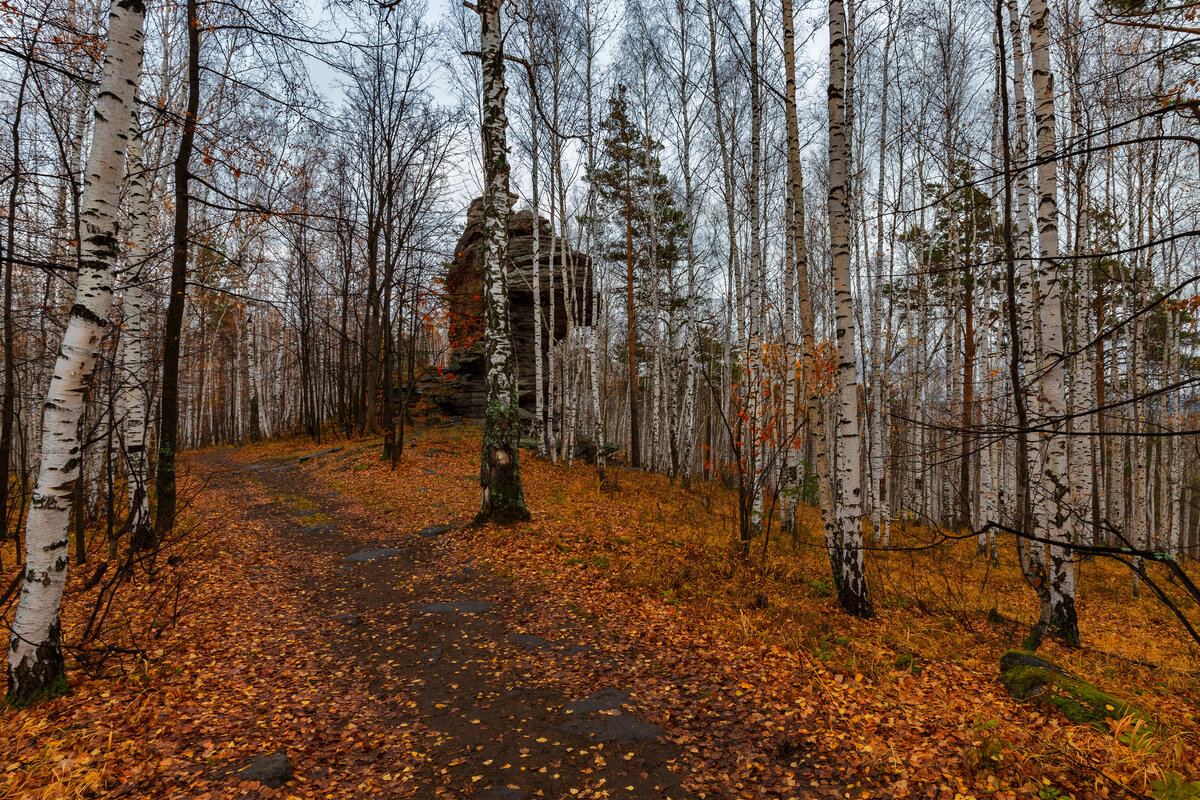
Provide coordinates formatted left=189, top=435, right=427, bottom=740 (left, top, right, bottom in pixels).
left=546, top=207, right=559, bottom=463
left=670, top=0, right=698, bottom=484
left=1030, top=0, right=1077, bottom=643
left=8, top=0, right=145, bottom=700
left=526, top=30, right=546, bottom=457
left=746, top=0, right=765, bottom=537
left=1069, top=207, right=1096, bottom=553
left=1007, top=0, right=1048, bottom=588
left=868, top=0, right=896, bottom=543
left=118, top=108, right=152, bottom=544
left=706, top=0, right=739, bottom=469
left=1168, top=312, right=1183, bottom=554
left=829, top=0, right=871, bottom=617
left=475, top=0, right=528, bottom=522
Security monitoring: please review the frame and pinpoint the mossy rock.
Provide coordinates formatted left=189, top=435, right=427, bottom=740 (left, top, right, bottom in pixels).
left=999, top=649, right=1141, bottom=727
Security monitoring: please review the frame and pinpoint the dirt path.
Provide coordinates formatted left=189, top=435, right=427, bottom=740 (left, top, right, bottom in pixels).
left=192, top=445, right=695, bottom=800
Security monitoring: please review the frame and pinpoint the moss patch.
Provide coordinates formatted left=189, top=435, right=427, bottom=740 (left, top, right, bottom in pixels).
left=999, top=649, right=1142, bottom=728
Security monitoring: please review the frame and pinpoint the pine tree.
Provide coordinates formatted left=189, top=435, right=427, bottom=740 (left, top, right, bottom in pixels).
left=588, top=85, right=685, bottom=469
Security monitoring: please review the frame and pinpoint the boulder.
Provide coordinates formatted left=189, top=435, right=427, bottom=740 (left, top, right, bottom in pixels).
left=998, top=649, right=1072, bottom=699
left=573, top=436, right=620, bottom=463
left=505, top=633, right=552, bottom=650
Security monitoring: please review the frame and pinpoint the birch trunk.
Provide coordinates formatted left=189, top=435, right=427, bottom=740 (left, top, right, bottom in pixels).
left=1168, top=312, right=1182, bottom=555
left=581, top=0, right=606, bottom=483
left=1006, top=0, right=1049, bottom=603
left=781, top=188, right=799, bottom=534
left=547, top=206, right=559, bottom=462
left=475, top=0, right=530, bottom=524
left=1029, top=0, right=1078, bottom=646
left=746, top=1, right=765, bottom=543
left=588, top=324, right=607, bottom=483
left=868, top=0, right=896, bottom=545
left=248, top=312, right=261, bottom=441
left=1064, top=26, right=1098, bottom=551
left=523, top=12, right=547, bottom=457
left=781, top=0, right=810, bottom=541
left=1070, top=201, right=1096, bottom=553
left=640, top=74, right=664, bottom=475
left=677, top=76, right=698, bottom=486
left=8, top=0, right=145, bottom=703
left=119, top=109, right=152, bottom=546
left=706, top=0, right=739, bottom=468
left=829, top=0, right=872, bottom=618
left=0, top=26, right=38, bottom=555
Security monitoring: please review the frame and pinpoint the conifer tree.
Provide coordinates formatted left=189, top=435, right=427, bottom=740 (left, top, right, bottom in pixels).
left=588, top=86, right=685, bottom=469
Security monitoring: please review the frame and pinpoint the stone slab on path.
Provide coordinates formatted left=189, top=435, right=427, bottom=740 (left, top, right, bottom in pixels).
left=417, top=524, right=452, bottom=538
left=230, top=750, right=292, bottom=788
left=341, top=548, right=403, bottom=564
left=564, top=688, right=629, bottom=715
left=297, top=524, right=337, bottom=534
left=487, top=788, right=524, bottom=800
left=557, top=688, right=662, bottom=744
left=558, top=714, right=663, bottom=744
left=505, top=633, right=552, bottom=650
left=419, top=600, right=494, bottom=614
left=298, top=446, right=344, bottom=463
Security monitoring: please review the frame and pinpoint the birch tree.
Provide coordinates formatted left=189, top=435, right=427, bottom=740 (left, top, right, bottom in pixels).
left=118, top=109, right=152, bottom=547
left=829, top=0, right=873, bottom=618
left=474, top=0, right=531, bottom=524
left=1029, top=0, right=1079, bottom=647
left=783, top=0, right=835, bottom=570
left=7, top=0, right=145, bottom=704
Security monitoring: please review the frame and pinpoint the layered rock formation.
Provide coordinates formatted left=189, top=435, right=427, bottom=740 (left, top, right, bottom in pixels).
left=433, top=197, right=593, bottom=417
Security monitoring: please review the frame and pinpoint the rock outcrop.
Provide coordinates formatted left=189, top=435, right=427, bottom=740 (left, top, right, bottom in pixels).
left=432, top=197, right=593, bottom=417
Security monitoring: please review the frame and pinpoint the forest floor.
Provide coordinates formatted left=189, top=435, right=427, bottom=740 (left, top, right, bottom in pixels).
left=2, top=421, right=1200, bottom=800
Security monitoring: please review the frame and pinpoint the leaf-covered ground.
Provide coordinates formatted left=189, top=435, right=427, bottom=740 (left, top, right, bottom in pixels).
left=2, top=421, right=1199, bottom=799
